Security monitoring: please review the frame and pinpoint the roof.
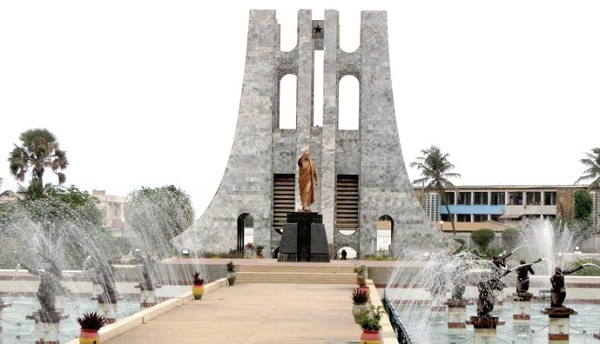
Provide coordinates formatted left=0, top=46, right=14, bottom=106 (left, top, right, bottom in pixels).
left=499, top=213, right=524, bottom=219
left=439, top=221, right=511, bottom=233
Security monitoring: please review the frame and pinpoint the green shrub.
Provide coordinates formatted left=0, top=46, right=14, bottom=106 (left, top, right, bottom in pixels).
left=471, top=229, right=495, bottom=250
left=569, top=258, right=600, bottom=276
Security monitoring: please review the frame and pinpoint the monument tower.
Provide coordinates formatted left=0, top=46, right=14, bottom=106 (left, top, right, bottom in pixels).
left=174, top=9, right=448, bottom=258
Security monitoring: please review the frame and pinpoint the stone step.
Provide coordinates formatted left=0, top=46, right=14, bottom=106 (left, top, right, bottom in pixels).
left=235, top=272, right=357, bottom=284
left=238, top=265, right=355, bottom=274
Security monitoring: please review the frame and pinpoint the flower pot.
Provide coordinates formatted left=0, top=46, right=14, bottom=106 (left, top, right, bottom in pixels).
left=352, top=303, right=368, bottom=323
left=79, top=329, right=101, bottom=344
left=192, top=283, right=205, bottom=300
left=256, top=253, right=264, bottom=259
left=360, top=330, right=381, bottom=344
left=226, top=272, right=236, bottom=286
left=359, top=285, right=370, bottom=297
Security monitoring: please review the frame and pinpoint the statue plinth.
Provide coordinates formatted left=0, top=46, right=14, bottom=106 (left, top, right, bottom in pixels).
left=444, top=299, right=467, bottom=308
left=26, top=310, right=68, bottom=324
left=445, top=299, right=467, bottom=335
left=513, top=293, right=533, bottom=324
left=96, top=292, right=118, bottom=304
left=542, top=307, right=577, bottom=317
left=468, top=316, right=504, bottom=344
left=513, top=292, right=533, bottom=302
left=542, top=307, right=577, bottom=343
left=467, top=316, right=505, bottom=329
left=277, top=212, right=329, bottom=262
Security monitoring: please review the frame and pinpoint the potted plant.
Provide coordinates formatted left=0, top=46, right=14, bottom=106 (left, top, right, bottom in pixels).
left=354, top=265, right=366, bottom=276
left=192, top=272, right=205, bottom=300
left=77, top=311, right=106, bottom=344
left=355, top=306, right=383, bottom=344
left=351, top=288, right=370, bottom=323
left=226, top=261, right=236, bottom=286
left=255, top=245, right=264, bottom=259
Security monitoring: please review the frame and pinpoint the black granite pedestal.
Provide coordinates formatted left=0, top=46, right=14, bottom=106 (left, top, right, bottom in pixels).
left=277, top=212, right=330, bottom=262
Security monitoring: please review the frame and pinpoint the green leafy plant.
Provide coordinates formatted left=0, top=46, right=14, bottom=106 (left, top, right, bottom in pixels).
left=569, top=258, right=600, bottom=276
left=355, top=306, right=383, bottom=332
left=471, top=228, right=495, bottom=250
left=351, top=288, right=369, bottom=304
left=77, top=311, right=107, bottom=330
left=255, top=245, right=264, bottom=254
left=353, top=265, right=366, bottom=275
left=226, top=261, right=236, bottom=273
left=193, top=271, right=204, bottom=284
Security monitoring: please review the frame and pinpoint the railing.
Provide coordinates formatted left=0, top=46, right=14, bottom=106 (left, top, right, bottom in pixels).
left=382, top=292, right=412, bottom=344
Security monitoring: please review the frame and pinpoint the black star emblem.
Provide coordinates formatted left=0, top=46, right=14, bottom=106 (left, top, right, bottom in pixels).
left=314, top=24, right=322, bottom=34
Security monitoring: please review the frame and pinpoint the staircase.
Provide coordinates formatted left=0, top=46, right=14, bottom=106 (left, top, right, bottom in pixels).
left=235, top=264, right=357, bottom=284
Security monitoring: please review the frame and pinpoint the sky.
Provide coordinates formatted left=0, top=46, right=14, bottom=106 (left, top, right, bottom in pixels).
left=1, top=1, right=599, bottom=215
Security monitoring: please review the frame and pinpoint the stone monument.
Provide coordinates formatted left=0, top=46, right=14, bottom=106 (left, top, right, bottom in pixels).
left=173, top=9, right=450, bottom=258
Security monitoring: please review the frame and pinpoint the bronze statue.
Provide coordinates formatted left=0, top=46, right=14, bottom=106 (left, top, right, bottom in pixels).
left=550, top=266, right=584, bottom=308
left=297, top=149, right=318, bottom=212
left=515, top=259, right=540, bottom=294
left=491, top=252, right=510, bottom=277
left=477, top=271, right=509, bottom=317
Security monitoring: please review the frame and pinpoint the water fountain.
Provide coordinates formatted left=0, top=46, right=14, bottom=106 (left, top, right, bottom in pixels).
left=386, top=218, right=600, bottom=343
left=0, top=194, right=207, bottom=343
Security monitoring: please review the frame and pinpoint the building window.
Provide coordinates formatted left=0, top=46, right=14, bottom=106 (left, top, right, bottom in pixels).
left=490, top=214, right=501, bottom=222
left=444, top=192, right=456, bottom=205
left=526, top=192, right=542, bottom=205
left=458, top=192, right=471, bottom=205
left=457, top=214, right=471, bottom=222
left=422, top=192, right=440, bottom=222
left=544, top=191, right=557, bottom=206
left=490, top=192, right=505, bottom=205
left=508, top=192, right=523, bottom=205
left=473, top=192, right=488, bottom=205
left=473, top=214, right=488, bottom=222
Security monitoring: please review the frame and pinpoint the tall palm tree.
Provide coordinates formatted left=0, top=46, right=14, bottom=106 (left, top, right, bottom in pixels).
left=575, top=147, right=600, bottom=231
left=8, top=128, right=68, bottom=197
left=410, top=145, right=461, bottom=234
left=575, top=147, right=600, bottom=189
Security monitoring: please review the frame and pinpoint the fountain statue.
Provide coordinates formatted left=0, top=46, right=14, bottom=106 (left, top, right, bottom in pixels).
left=21, top=256, right=67, bottom=320
left=386, top=219, right=600, bottom=343
left=135, top=252, right=162, bottom=308
left=515, top=259, right=537, bottom=294
left=550, top=265, right=584, bottom=308
left=476, top=271, right=509, bottom=318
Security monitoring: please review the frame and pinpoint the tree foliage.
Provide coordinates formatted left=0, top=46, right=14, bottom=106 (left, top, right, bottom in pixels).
left=575, top=147, right=600, bottom=189
left=125, top=185, right=195, bottom=243
left=501, top=228, right=520, bottom=250
left=8, top=128, right=68, bottom=198
left=574, top=190, right=593, bottom=221
left=410, top=145, right=461, bottom=234
left=45, top=185, right=104, bottom=226
left=471, top=228, right=495, bottom=250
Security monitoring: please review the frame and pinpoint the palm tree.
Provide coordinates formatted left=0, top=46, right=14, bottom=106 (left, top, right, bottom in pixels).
left=410, top=145, right=461, bottom=234
left=8, top=128, right=68, bottom=197
left=575, top=147, right=600, bottom=189
left=575, top=147, right=600, bottom=232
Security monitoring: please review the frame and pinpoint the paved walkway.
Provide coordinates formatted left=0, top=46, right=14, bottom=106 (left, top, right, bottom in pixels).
left=104, top=283, right=367, bottom=344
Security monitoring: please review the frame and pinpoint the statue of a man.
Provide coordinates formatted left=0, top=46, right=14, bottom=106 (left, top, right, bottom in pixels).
left=516, top=259, right=535, bottom=294
left=297, top=149, right=318, bottom=212
left=550, top=266, right=583, bottom=308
